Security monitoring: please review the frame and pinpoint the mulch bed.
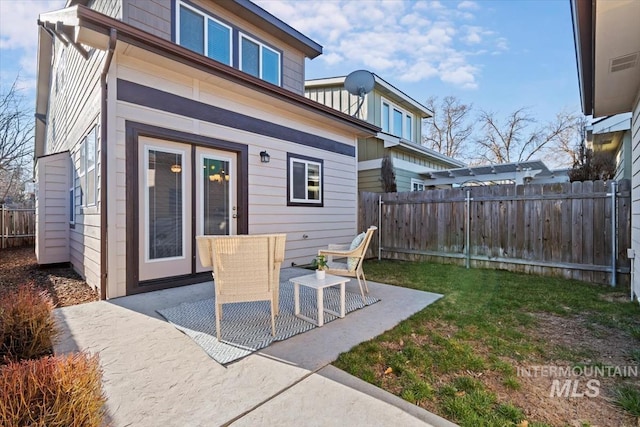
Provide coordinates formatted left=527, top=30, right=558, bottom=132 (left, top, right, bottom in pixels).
left=0, top=246, right=98, bottom=307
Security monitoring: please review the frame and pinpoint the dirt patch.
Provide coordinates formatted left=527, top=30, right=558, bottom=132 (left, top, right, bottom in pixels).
left=0, top=246, right=98, bottom=307
left=481, top=313, right=640, bottom=427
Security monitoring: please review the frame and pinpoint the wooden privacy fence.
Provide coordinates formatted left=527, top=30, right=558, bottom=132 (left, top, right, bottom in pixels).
left=1, top=205, right=35, bottom=249
left=359, top=180, right=631, bottom=286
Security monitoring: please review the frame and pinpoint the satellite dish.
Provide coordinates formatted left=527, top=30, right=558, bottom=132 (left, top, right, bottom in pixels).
left=344, top=70, right=375, bottom=117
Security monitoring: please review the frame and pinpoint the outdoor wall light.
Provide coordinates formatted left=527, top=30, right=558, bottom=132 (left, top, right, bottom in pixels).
left=260, top=150, right=270, bottom=163
left=170, top=164, right=182, bottom=173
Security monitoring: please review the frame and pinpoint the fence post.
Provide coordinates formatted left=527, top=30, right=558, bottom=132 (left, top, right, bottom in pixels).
left=611, top=181, right=618, bottom=287
left=1, top=204, right=4, bottom=249
left=465, top=189, right=471, bottom=269
left=378, top=195, right=382, bottom=261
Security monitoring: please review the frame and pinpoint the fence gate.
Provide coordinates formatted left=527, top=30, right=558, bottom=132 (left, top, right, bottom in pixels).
left=359, top=180, right=631, bottom=286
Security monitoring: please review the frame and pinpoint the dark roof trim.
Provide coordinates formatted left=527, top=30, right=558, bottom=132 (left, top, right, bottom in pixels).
left=227, top=0, right=322, bottom=59
left=571, top=0, right=594, bottom=116
left=70, top=5, right=377, bottom=135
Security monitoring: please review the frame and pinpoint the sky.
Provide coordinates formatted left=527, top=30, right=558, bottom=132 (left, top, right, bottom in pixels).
left=0, top=0, right=580, bottom=134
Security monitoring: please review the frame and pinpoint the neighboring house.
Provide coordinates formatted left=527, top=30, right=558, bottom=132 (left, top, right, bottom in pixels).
left=305, top=74, right=465, bottom=193
left=571, top=0, right=640, bottom=299
left=34, top=0, right=378, bottom=298
left=586, top=113, right=632, bottom=181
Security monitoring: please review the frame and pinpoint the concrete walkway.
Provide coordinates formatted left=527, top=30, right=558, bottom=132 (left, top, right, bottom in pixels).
left=53, top=268, right=457, bottom=427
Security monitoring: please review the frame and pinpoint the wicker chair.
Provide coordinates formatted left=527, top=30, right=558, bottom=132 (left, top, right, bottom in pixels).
left=318, top=226, right=377, bottom=303
left=196, top=234, right=286, bottom=340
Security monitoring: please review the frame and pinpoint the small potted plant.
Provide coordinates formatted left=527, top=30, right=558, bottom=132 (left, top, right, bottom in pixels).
left=312, top=254, right=328, bottom=280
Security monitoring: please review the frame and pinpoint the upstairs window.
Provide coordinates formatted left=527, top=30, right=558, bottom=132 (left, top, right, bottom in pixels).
left=381, top=98, right=414, bottom=141
left=177, top=2, right=232, bottom=65
left=240, top=34, right=280, bottom=86
left=288, top=153, right=323, bottom=206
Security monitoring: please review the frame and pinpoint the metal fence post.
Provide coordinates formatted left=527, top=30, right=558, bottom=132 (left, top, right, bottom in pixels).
left=465, top=189, right=471, bottom=269
left=611, top=180, right=618, bottom=287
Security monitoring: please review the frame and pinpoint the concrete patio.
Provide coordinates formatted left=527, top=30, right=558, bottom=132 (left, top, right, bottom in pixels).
left=53, top=268, right=457, bottom=426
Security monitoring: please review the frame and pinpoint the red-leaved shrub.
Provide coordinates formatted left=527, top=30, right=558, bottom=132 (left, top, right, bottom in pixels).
left=0, top=283, right=57, bottom=363
left=0, top=352, right=106, bottom=427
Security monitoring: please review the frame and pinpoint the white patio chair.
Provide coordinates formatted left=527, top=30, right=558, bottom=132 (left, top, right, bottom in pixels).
left=318, top=226, right=377, bottom=303
left=196, top=234, right=286, bottom=340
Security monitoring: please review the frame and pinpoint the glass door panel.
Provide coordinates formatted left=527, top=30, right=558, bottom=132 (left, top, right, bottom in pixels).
left=138, top=137, right=191, bottom=281
left=196, top=148, right=236, bottom=272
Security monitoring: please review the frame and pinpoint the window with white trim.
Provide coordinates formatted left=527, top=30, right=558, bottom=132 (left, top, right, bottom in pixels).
left=411, top=178, right=425, bottom=191
left=69, top=157, right=75, bottom=225
left=381, top=97, right=414, bottom=140
left=78, top=125, right=98, bottom=207
left=287, top=153, right=323, bottom=206
left=176, top=1, right=232, bottom=65
left=240, top=33, right=280, bottom=85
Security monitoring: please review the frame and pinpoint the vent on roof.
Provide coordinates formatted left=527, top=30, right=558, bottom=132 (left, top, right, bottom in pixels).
left=610, top=53, right=639, bottom=73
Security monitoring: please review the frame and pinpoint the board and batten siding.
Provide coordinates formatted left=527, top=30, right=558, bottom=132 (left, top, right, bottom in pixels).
left=35, top=152, right=70, bottom=265
left=631, top=90, right=640, bottom=302
left=120, top=0, right=306, bottom=94
left=107, top=46, right=360, bottom=297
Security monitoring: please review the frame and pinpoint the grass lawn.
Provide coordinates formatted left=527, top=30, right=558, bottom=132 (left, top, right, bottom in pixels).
left=334, top=260, right=640, bottom=427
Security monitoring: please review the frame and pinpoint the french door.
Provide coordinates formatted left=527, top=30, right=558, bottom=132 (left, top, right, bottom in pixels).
left=138, top=137, right=236, bottom=281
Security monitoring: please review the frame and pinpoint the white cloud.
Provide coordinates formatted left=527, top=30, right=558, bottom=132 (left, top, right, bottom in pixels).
left=458, top=1, right=479, bottom=11
left=0, top=0, right=65, bottom=90
left=256, top=0, right=498, bottom=90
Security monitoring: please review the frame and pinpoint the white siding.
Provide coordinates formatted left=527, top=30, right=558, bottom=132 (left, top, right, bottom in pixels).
left=107, top=47, right=360, bottom=297
left=631, top=90, right=640, bottom=302
left=35, top=152, right=70, bottom=264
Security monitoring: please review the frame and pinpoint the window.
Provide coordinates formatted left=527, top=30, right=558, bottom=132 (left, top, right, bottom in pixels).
left=78, top=125, right=98, bottom=207
left=177, top=2, right=232, bottom=65
left=69, top=158, right=75, bottom=225
left=411, top=179, right=425, bottom=191
left=287, top=153, right=323, bottom=206
left=381, top=98, right=414, bottom=140
left=240, top=34, right=280, bottom=85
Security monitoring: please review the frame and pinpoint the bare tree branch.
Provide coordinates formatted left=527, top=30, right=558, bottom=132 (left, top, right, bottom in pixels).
left=422, top=96, right=474, bottom=160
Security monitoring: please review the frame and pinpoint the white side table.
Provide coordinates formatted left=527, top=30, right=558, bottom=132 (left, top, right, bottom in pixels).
left=290, top=273, right=348, bottom=327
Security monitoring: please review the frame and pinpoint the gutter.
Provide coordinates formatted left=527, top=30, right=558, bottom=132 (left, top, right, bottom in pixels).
left=100, top=28, right=116, bottom=300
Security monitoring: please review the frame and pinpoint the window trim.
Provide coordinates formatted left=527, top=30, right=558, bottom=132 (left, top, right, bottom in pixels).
left=381, top=97, right=414, bottom=141
left=411, top=178, right=426, bottom=192
left=287, top=153, right=323, bottom=207
left=69, top=157, right=75, bottom=225
left=175, top=0, right=233, bottom=66
left=239, top=32, right=281, bottom=86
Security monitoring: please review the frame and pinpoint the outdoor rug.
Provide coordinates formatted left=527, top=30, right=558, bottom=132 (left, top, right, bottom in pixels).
left=157, top=273, right=379, bottom=365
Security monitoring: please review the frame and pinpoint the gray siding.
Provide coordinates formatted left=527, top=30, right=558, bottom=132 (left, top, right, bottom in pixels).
left=123, top=0, right=171, bottom=40
left=358, top=169, right=383, bottom=193
left=124, top=0, right=306, bottom=94
left=45, top=12, right=111, bottom=289
left=632, top=90, right=640, bottom=302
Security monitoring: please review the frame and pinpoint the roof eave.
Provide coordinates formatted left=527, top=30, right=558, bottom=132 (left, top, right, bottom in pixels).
left=34, top=25, right=54, bottom=159
left=571, top=0, right=595, bottom=116
left=42, top=5, right=376, bottom=136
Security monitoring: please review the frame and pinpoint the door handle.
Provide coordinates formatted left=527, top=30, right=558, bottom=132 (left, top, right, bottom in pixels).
left=232, top=206, right=238, bottom=218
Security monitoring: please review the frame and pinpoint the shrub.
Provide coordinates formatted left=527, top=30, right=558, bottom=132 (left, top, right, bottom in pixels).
left=0, top=283, right=57, bottom=363
left=0, top=352, right=106, bottom=427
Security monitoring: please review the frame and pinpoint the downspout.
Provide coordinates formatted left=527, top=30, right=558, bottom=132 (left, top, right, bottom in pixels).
left=100, top=29, right=116, bottom=300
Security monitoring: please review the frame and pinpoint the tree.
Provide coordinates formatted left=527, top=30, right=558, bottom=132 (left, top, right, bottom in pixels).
left=568, top=144, right=616, bottom=182
left=422, top=96, right=474, bottom=160
left=380, top=154, right=397, bottom=193
left=0, top=78, right=34, bottom=203
left=474, top=108, right=578, bottom=167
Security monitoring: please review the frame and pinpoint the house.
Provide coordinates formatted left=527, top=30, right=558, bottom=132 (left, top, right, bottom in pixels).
left=305, top=74, right=465, bottom=193
left=586, top=113, right=632, bottom=181
left=571, top=0, right=640, bottom=299
left=34, top=0, right=378, bottom=299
